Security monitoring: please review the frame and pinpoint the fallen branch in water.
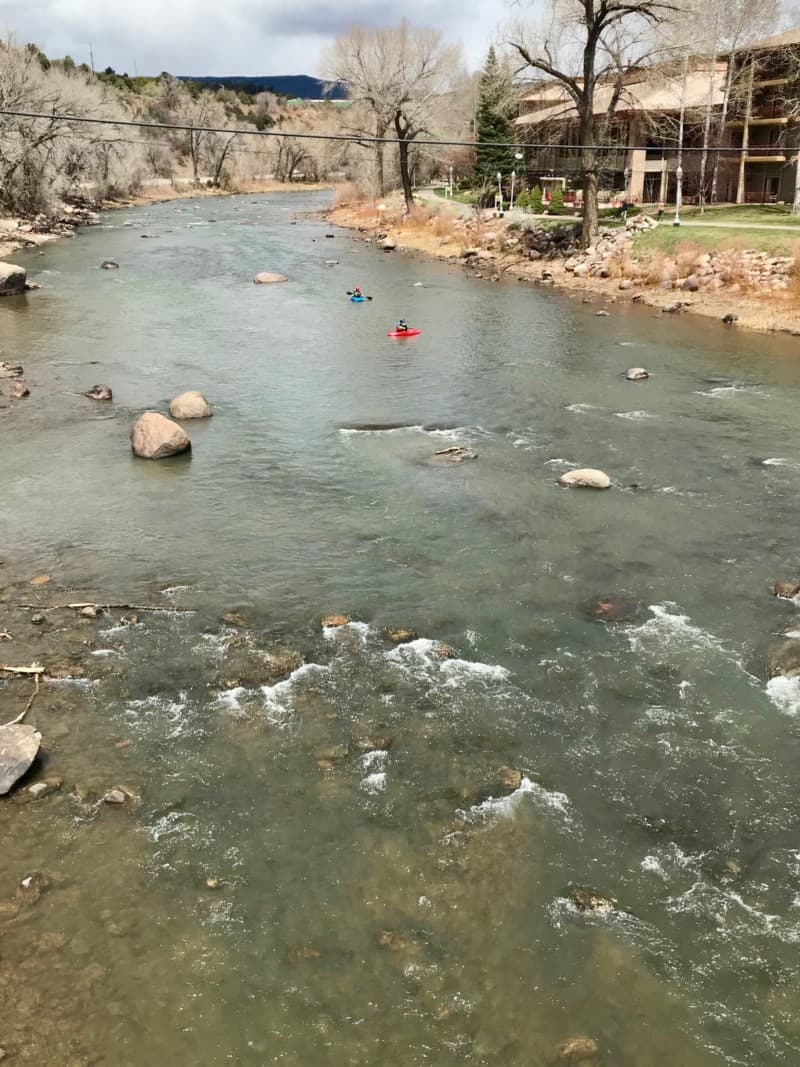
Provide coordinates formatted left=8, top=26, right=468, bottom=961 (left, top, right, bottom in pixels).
left=2, top=673, right=40, bottom=726
left=17, top=602, right=195, bottom=613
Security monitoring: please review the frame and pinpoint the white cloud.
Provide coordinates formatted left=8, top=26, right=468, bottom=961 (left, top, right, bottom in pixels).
left=0, top=0, right=504, bottom=76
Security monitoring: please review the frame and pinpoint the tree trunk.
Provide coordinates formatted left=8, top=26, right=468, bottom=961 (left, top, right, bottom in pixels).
left=374, top=118, right=387, bottom=198
left=710, top=57, right=735, bottom=205
left=581, top=167, right=599, bottom=246
left=395, top=112, right=414, bottom=213
left=793, top=146, right=800, bottom=215
left=698, top=51, right=718, bottom=215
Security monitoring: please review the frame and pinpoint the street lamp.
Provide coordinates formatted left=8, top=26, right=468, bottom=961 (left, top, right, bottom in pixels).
left=510, top=170, right=516, bottom=210
left=497, top=171, right=503, bottom=213
left=673, top=163, right=683, bottom=227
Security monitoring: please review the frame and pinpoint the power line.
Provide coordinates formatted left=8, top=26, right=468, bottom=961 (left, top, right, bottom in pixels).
left=0, top=108, right=756, bottom=154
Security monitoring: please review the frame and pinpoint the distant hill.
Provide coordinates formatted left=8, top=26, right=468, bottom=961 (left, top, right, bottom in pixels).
left=179, top=75, right=344, bottom=100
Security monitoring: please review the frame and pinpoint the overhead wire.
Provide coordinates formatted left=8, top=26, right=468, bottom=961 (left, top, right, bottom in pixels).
left=0, top=108, right=751, bottom=154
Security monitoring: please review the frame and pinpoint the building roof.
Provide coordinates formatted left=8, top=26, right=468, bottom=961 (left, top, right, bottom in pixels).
left=745, top=27, right=800, bottom=52
left=517, top=64, right=726, bottom=126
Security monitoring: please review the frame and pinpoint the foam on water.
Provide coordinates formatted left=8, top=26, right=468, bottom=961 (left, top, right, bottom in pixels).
left=627, top=604, right=728, bottom=657
left=765, top=675, right=800, bottom=715
left=323, top=620, right=371, bottom=644
left=260, top=662, right=329, bottom=721
left=615, top=410, right=658, bottom=421
left=360, top=771, right=387, bottom=793
left=565, top=403, right=598, bottom=414
left=460, top=776, right=572, bottom=826
left=696, top=384, right=769, bottom=399
left=215, top=686, right=249, bottom=713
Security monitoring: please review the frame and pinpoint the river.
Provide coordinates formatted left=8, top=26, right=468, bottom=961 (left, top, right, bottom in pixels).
left=2, top=191, right=800, bottom=1065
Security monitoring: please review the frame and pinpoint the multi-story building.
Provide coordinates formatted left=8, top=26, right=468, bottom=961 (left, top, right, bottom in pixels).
left=514, top=29, right=800, bottom=206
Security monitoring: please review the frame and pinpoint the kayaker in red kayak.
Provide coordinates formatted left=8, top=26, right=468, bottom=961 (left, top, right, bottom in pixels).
left=395, top=319, right=408, bottom=332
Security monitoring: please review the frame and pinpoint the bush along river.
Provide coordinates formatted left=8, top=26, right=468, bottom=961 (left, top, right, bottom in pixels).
left=4, top=191, right=800, bottom=1065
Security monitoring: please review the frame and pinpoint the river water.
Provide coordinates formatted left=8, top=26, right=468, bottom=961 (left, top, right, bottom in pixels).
left=2, top=192, right=800, bottom=1065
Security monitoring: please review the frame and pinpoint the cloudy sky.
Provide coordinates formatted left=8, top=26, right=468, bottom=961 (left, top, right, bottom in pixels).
left=1, top=0, right=509, bottom=76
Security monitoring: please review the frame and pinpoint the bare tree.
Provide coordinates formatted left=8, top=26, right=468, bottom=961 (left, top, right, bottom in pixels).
left=321, top=21, right=463, bottom=208
left=508, top=0, right=680, bottom=244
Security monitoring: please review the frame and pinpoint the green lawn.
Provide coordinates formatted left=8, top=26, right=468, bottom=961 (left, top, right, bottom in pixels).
left=634, top=224, right=800, bottom=256
left=432, top=187, right=477, bottom=205
left=672, top=204, right=800, bottom=225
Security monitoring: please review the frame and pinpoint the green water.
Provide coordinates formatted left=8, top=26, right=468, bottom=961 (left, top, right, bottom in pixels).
left=2, top=192, right=800, bottom=1064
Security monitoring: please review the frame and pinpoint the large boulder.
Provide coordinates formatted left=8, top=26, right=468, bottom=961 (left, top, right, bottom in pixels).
left=253, top=272, right=287, bottom=284
left=558, top=468, right=611, bottom=489
left=169, top=391, right=212, bottom=419
left=130, top=411, right=191, bottom=459
left=0, top=724, right=41, bottom=794
left=379, top=238, right=397, bottom=252
left=0, top=263, right=26, bottom=296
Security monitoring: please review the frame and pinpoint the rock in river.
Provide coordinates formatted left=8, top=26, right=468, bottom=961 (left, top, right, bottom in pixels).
left=625, top=367, right=650, bottom=381
left=0, top=379, right=30, bottom=399
left=322, top=614, right=349, bottom=628
left=585, top=595, right=643, bottom=623
left=169, top=391, right=213, bottom=419
left=0, top=361, right=23, bottom=379
left=253, top=272, right=287, bottom=284
left=130, top=411, right=191, bottom=459
left=85, top=384, right=112, bottom=401
left=773, top=580, right=800, bottom=599
left=100, top=260, right=119, bottom=270
left=383, top=626, right=418, bottom=643
left=558, top=468, right=611, bottom=490
left=0, top=262, right=26, bottom=296
left=428, top=446, right=478, bottom=465
left=0, top=724, right=41, bottom=795
left=558, top=1036, right=599, bottom=1063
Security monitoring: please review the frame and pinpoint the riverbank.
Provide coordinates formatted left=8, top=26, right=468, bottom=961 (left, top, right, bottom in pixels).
left=0, top=179, right=331, bottom=262
left=327, top=196, right=800, bottom=335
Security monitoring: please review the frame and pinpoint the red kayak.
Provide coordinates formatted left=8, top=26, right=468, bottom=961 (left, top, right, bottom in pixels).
left=387, top=328, right=421, bottom=338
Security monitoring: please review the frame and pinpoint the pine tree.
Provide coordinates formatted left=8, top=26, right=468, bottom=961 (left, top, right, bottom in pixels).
left=473, top=47, right=516, bottom=188
left=530, top=186, right=543, bottom=214
left=515, top=189, right=529, bottom=211
left=549, top=184, right=565, bottom=215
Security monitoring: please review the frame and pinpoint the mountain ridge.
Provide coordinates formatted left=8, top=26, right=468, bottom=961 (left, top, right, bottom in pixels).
left=178, top=75, right=344, bottom=99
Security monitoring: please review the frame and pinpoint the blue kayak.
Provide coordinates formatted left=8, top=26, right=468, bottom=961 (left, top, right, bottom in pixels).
left=351, top=295, right=364, bottom=303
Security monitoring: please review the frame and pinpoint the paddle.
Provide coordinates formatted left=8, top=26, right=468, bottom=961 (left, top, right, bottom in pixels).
left=346, top=291, right=373, bottom=300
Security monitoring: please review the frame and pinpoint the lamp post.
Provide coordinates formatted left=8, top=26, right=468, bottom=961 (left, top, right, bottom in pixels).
left=510, top=170, right=516, bottom=210
left=673, top=53, right=688, bottom=227
left=497, top=171, right=503, bottom=213
left=448, top=165, right=453, bottom=199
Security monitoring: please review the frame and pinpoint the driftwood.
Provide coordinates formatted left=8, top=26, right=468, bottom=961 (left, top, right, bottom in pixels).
left=17, top=602, right=194, bottom=613
left=1, top=669, right=41, bottom=727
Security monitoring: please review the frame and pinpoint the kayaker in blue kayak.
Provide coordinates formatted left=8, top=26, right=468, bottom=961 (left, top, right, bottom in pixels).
left=353, top=286, right=362, bottom=298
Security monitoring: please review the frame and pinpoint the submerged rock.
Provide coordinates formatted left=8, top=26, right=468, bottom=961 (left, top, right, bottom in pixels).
left=253, top=271, right=287, bottom=284
left=85, top=384, right=112, bottom=400
left=322, top=614, right=349, bottom=628
left=558, top=468, right=611, bottom=490
left=585, top=595, right=643, bottom=624
left=265, top=649, right=304, bottom=677
left=169, top=391, right=212, bottom=419
left=0, top=262, right=26, bottom=296
left=569, top=887, right=617, bottom=914
left=0, top=379, right=30, bottom=399
left=100, top=260, right=119, bottom=270
left=428, top=446, right=478, bottom=465
left=0, top=724, right=41, bottom=795
left=625, top=367, right=650, bottom=381
left=222, top=611, right=250, bottom=628
left=767, top=638, right=800, bottom=678
left=130, top=411, right=191, bottom=459
left=558, top=1036, right=599, bottom=1063
left=773, top=580, right=800, bottom=599
left=383, top=626, right=418, bottom=643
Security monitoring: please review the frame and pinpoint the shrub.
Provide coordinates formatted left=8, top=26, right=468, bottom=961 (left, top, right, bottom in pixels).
left=530, top=185, right=543, bottom=214
left=548, top=185, right=565, bottom=215
left=515, top=189, right=529, bottom=211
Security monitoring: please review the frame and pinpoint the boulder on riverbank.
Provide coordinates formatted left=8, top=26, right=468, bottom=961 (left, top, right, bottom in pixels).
left=0, top=263, right=26, bottom=296
left=130, top=411, right=191, bottom=459
left=169, top=391, right=212, bottom=419
left=558, top=468, right=611, bottom=489
left=0, top=724, right=41, bottom=795
left=253, top=272, right=287, bottom=284
left=85, top=384, right=112, bottom=401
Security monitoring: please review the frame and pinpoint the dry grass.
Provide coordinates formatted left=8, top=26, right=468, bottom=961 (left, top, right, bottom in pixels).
left=332, top=181, right=367, bottom=208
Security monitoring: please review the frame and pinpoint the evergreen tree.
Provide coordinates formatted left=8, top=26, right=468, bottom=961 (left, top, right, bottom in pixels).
left=530, top=186, right=543, bottom=214
left=549, top=184, right=565, bottom=215
left=473, top=47, right=516, bottom=188
left=515, top=189, right=528, bottom=211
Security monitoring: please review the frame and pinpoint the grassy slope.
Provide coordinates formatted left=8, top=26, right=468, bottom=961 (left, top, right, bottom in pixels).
left=634, top=225, right=799, bottom=256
